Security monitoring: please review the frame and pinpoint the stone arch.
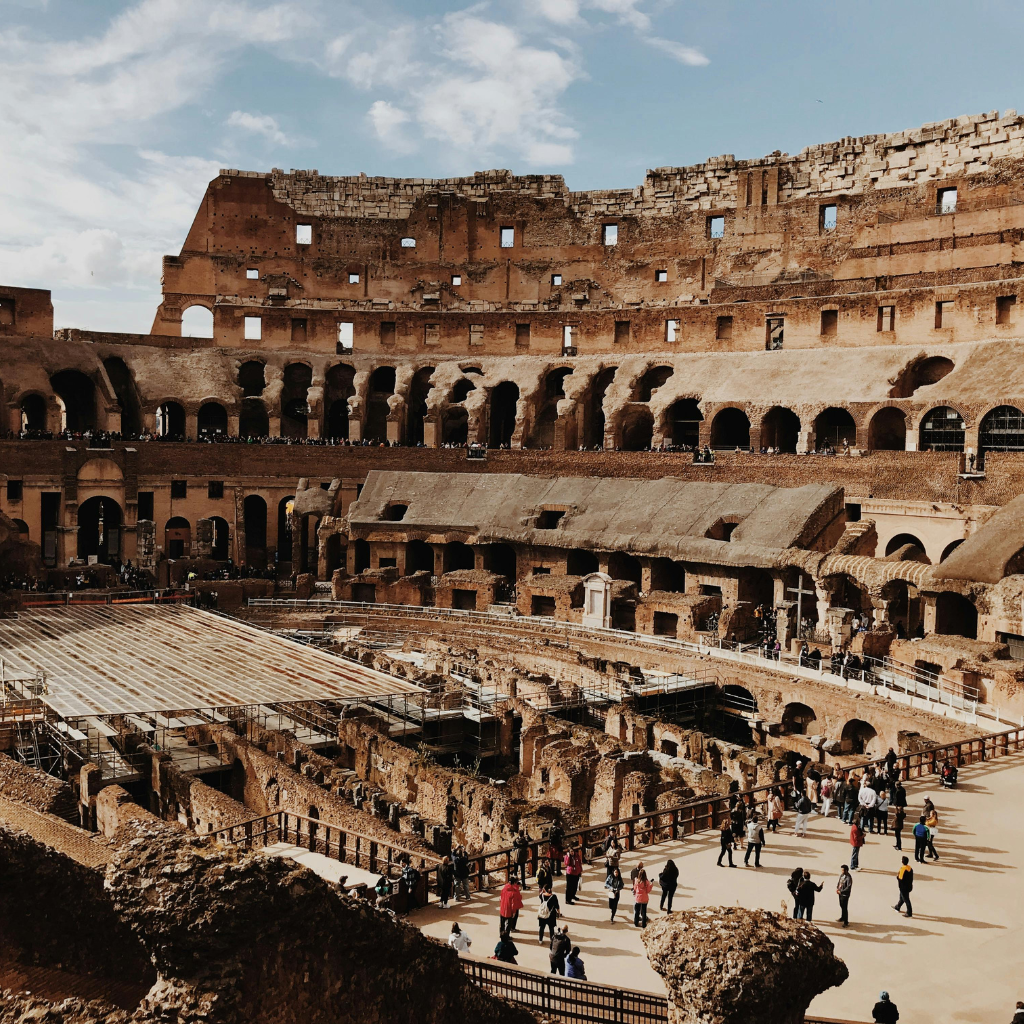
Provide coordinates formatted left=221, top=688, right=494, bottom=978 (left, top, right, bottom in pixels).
left=19, top=392, right=47, bottom=432
left=325, top=363, right=355, bottom=439
left=156, top=401, right=186, bottom=438
left=760, top=406, right=800, bottom=452
left=710, top=407, right=751, bottom=449
left=442, top=406, right=469, bottom=444
left=635, top=365, right=674, bottom=402
left=366, top=366, right=396, bottom=443
left=888, top=355, right=955, bottom=398
left=450, top=378, right=476, bottom=404
left=934, top=592, right=978, bottom=639
left=103, top=357, right=142, bottom=435
left=919, top=406, right=965, bottom=452
left=325, top=534, right=345, bottom=575
left=277, top=496, right=294, bottom=563
left=885, top=533, right=930, bottom=563
left=197, top=401, right=228, bottom=439
left=238, top=360, right=266, bottom=396
left=181, top=304, right=214, bottom=339
left=489, top=381, right=519, bottom=448
left=584, top=366, right=617, bottom=448
left=406, top=366, right=434, bottom=445
left=50, top=369, right=96, bottom=432
left=979, top=405, right=1024, bottom=459
left=165, top=516, right=191, bottom=559
left=868, top=406, right=907, bottom=451
left=939, top=539, right=964, bottom=562
left=721, top=684, right=758, bottom=712
left=406, top=539, right=435, bottom=574
left=781, top=702, right=817, bottom=735
left=209, top=515, right=230, bottom=561
left=239, top=398, right=268, bottom=438
left=813, top=407, right=856, bottom=449
left=664, top=398, right=703, bottom=448
left=77, top=496, right=123, bottom=563
left=621, top=406, right=654, bottom=451
left=444, top=541, right=475, bottom=572
left=243, top=495, right=267, bottom=567
left=281, top=362, right=313, bottom=439
left=840, top=718, right=879, bottom=756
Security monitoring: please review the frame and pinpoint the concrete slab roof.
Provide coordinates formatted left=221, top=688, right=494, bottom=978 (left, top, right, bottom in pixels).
left=931, top=494, right=1024, bottom=583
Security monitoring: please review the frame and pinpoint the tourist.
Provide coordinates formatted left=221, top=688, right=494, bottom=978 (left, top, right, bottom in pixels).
left=437, top=855, right=454, bottom=909
left=633, top=867, right=654, bottom=928
left=892, top=779, right=908, bottom=812
left=549, top=925, right=571, bottom=975
left=565, top=946, right=587, bottom=980
left=604, top=837, right=622, bottom=882
left=767, top=788, right=784, bottom=832
left=858, top=779, right=879, bottom=832
left=606, top=867, right=624, bottom=921
left=717, top=820, right=736, bottom=867
left=513, top=829, right=530, bottom=888
left=493, top=934, right=519, bottom=965
left=912, top=816, right=929, bottom=863
left=537, top=884, right=561, bottom=943
left=564, top=844, right=583, bottom=903
left=452, top=845, right=471, bottom=901
left=547, top=823, right=565, bottom=875
left=832, top=772, right=848, bottom=821
left=836, top=864, right=852, bottom=927
left=924, top=804, right=940, bottom=860
left=730, top=798, right=746, bottom=844
left=537, top=857, right=553, bottom=894
left=787, top=867, right=804, bottom=917
left=841, top=777, right=859, bottom=823
left=893, top=804, right=906, bottom=851
left=819, top=775, right=834, bottom=818
left=793, top=789, right=813, bottom=837
left=743, top=815, right=765, bottom=868
left=499, top=878, right=523, bottom=937
left=795, top=870, right=822, bottom=921
left=884, top=746, right=899, bottom=783
left=373, top=874, right=393, bottom=911
left=659, top=858, right=679, bottom=910
left=894, top=856, right=914, bottom=918
left=448, top=922, right=472, bottom=953
left=849, top=815, right=865, bottom=870
left=1011, top=1000, right=1024, bottom=1024
left=401, top=860, right=422, bottom=912
left=871, top=991, right=900, bottom=1023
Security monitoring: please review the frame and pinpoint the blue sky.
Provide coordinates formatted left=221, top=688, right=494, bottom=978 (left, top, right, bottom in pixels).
left=2, top=0, right=1023, bottom=332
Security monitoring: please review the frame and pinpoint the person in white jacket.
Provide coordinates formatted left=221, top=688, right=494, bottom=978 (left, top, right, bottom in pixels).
left=448, top=922, right=472, bottom=954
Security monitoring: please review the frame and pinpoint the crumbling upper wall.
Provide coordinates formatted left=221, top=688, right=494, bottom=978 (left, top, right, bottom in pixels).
left=0, top=754, right=77, bottom=819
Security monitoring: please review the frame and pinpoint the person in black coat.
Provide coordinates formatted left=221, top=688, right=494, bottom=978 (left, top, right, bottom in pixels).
left=659, top=859, right=679, bottom=911
left=871, top=991, right=900, bottom=1023
left=795, top=870, right=823, bottom=922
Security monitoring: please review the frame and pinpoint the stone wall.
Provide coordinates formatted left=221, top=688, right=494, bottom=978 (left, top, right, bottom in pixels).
left=0, top=754, right=78, bottom=819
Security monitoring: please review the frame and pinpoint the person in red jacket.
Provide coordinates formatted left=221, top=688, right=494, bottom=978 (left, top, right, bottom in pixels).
left=850, top=815, right=866, bottom=871
left=564, top=845, right=584, bottom=904
left=499, top=878, right=523, bottom=937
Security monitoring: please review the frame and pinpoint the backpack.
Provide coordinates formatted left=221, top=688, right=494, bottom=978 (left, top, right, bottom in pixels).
left=538, top=896, right=553, bottom=920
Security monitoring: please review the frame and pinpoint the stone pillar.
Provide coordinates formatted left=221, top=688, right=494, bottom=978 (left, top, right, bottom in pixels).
left=386, top=418, right=401, bottom=444
left=185, top=411, right=198, bottom=442
left=423, top=417, right=438, bottom=448
left=921, top=592, right=938, bottom=635
left=826, top=605, right=853, bottom=649
left=228, top=413, right=240, bottom=437
left=582, top=573, right=613, bottom=629
left=348, top=414, right=362, bottom=442
left=642, top=907, right=848, bottom=1024
left=796, top=428, right=813, bottom=454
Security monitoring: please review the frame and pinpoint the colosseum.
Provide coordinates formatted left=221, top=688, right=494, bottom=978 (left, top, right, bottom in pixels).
left=3, top=111, right=1024, bottom=1024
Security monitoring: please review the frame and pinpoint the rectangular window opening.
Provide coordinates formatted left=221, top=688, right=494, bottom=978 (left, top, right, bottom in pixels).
left=708, top=215, right=725, bottom=239
left=820, top=204, right=837, bottom=233
left=937, top=187, right=958, bottom=214
left=243, top=316, right=262, bottom=341
left=551, top=274, right=563, bottom=286
left=137, top=491, right=154, bottom=521
left=348, top=272, right=360, bottom=284
left=500, top=226, right=515, bottom=248
left=602, top=223, right=618, bottom=246
left=207, top=481, right=224, bottom=500
left=0, top=298, right=15, bottom=326
left=469, top=323, right=484, bottom=347
left=716, top=315, right=733, bottom=341
left=295, top=223, right=312, bottom=245
left=337, top=321, right=354, bottom=352
left=170, top=480, right=187, bottom=499
left=400, top=237, right=416, bottom=248
left=997, top=295, right=1017, bottom=325
left=766, top=316, right=784, bottom=350
left=515, top=323, right=531, bottom=348
left=290, top=318, right=307, bottom=345
left=614, top=320, right=630, bottom=344
left=562, top=325, right=576, bottom=350
left=452, top=274, right=462, bottom=286
left=820, top=309, right=838, bottom=337
left=424, top=323, right=440, bottom=346
left=245, top=268, right=259, bottom=280
left=666, top=319, right=681, bottom=343
left=537, top=510, right=565, bottom=529
left=7, top=480, right=23, bottom=502
left=935, top=300, right=954, bottom=328
left=877, top=305, right=895, bottom=332
left=380, top=321, right=396, bottom=346
left=655, top=269, right=668, bottom=282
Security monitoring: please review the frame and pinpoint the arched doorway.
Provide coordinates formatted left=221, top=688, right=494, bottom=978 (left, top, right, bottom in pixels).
left=281, top=363, right=312, bottom=439
left=103, top=357, right=142, bottom=435
left=442, top=407, right=468, bottom=445
left=710, top=408, right=750, bottom=449
left=813, top=407, right=856, bottom=449
left=934, top=592, right=978, bottom=639
left=445, top=542, right=476, bottom=572
left=77, top=497, right=122, bottom=563
left=636, top=366, right=674, bottom=402
left=238, top=360, right=266, bottom=396
left=20, top=394, right=47, bottom=432
left=197, top=402, right=228, bottom=439
left=868, top=407, right=906, bottom=451
left=979, top=405, right=1024, bottom=461
left=840, top=719, right=878, bottom=756
left=406, top=539, right=434, bottom=574
left=325, top=534, right=345, bottom=575
left=50, top=370, right=96, bottom=432
left=165, top=516, right=191, bottom=559
left=584, top=367, right=617, bottom=448
left=919, top=407, right=964, bottom=452
left=209, top=516, right=230, bottom=561
left=665, top=398, right=702, bottom=448
left=353, top=538, right=371, bottom=573
left=156, top=402, right=185, bottom=439
left=365, top=366, right=396, bottom=442
left=489, top=382, right=519, bottom=448
left=325, top=363, right=355, bottom=439
left=760, top=407, right=800, bottom=452
left=620, top=407, right=654, bottom=451
left=781, top=702, right=817, bottom=735
left=181, top=305, right=213, bottom=338
left=607, top=552, right=642, bottom=585
left=721, top=684, right=758, bottom=713
left=239, top=398, right=268, bottom=438
left=483, top=543, right=517, bottom=580
left=884, top=534, right=930, bottom=563
left=277, top=496, right=294, bottom=564
left=243, top=495, right=268, bottom=567
left=406, top=366, right=434, bottom=445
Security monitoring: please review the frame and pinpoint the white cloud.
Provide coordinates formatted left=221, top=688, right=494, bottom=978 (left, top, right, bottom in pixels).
left=367, top=100, right=414, bottom=153
left=226, top=110, right=293, bottom=146
left=644, top=36, right=710, bottom=66
left=525, top=0, right=581, bottom=24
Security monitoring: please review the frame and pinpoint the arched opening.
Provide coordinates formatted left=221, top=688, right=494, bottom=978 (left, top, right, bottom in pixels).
left=406, top=539, right=435, bottom=574
left=840, top=719, right=879, bottom=756
left=237, top=361, right=266, bottom=396
left=813, top=407, right=856, bottom=449
left=445, top=541, right=476, bottom=572
left=567, top=549, right=599, bottom=576
left=781, top=702, right=817, bottom=735
left=277, top=496, right=294, bottom=564
left=76, top=496, right=122, bottom=563
left=940, top=539, right=964, bottom=562
left=20, top=394, right=47, bottom=432
left=889, top=355, right=955, bottom=398
left=442, top=407, right=468, bottom=445
left=666, top=398, right=703, bottom=448
left=353, top=538, right=371, bottom=573
left=649, top=557, right=685, bottom=592
left=243, top=495, right=267, bottom=567
left=11, top=519, right=29, bottom=537
left=979, top=405, right=1024, bottom=460
left=721, top=684, right=758, bottom=713
left=281, top=363, right=312, bottom=439
left=483, top=543, right=517, bottom=580
left=209, top=515, right=230, bottom=561
left=545, top=367, right=573, bottom=398
left=197, top=402, right=228, bottom=439
left=934, top=592, right=978, bottom=639
left=531, top=404, right=558, bottom=448
left=607, top=551, right=642, bottom=585
left=827, top=574, right=870, bottom=616
left=325, top=363, right=355, bottom=439
left=881, top=579, right=915, bottom=637
left=50, top=370, right=96, bottom=432
left=621, top=407, right=654, bottom=451
left=489, top=381, right=519, bottom=448
left=103, top=357, right=142, bottom=435
left=636, top=366, right=674, bottom=402
left=181, top=305, right=214, bottom=339
left=710, top=407, right=750, bottom=449
left=365, top=366, right=396, bottom=443
left=760, top=406, right=800, bottom=452
left=156, top=401, right=185, bottom=439
left=239, top=398, right=268, bottom=438
left=450, top=378, right=476, bottom=404
left=868, top=407, right=907, bottom=451
left=165, top=516, right=191, bottom=559
left=884, top=533, right=931, bottom=563
left=919, top=406, right=964, bottom=452
left=406, top=366, right=434, bottom=445
left=584, top=367, right=617, bottom=448
left=325, top=534, right=345, bottom=575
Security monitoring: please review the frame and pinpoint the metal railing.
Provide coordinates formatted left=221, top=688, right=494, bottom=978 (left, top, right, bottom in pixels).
left=16, top=588, right=192, bottom=608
